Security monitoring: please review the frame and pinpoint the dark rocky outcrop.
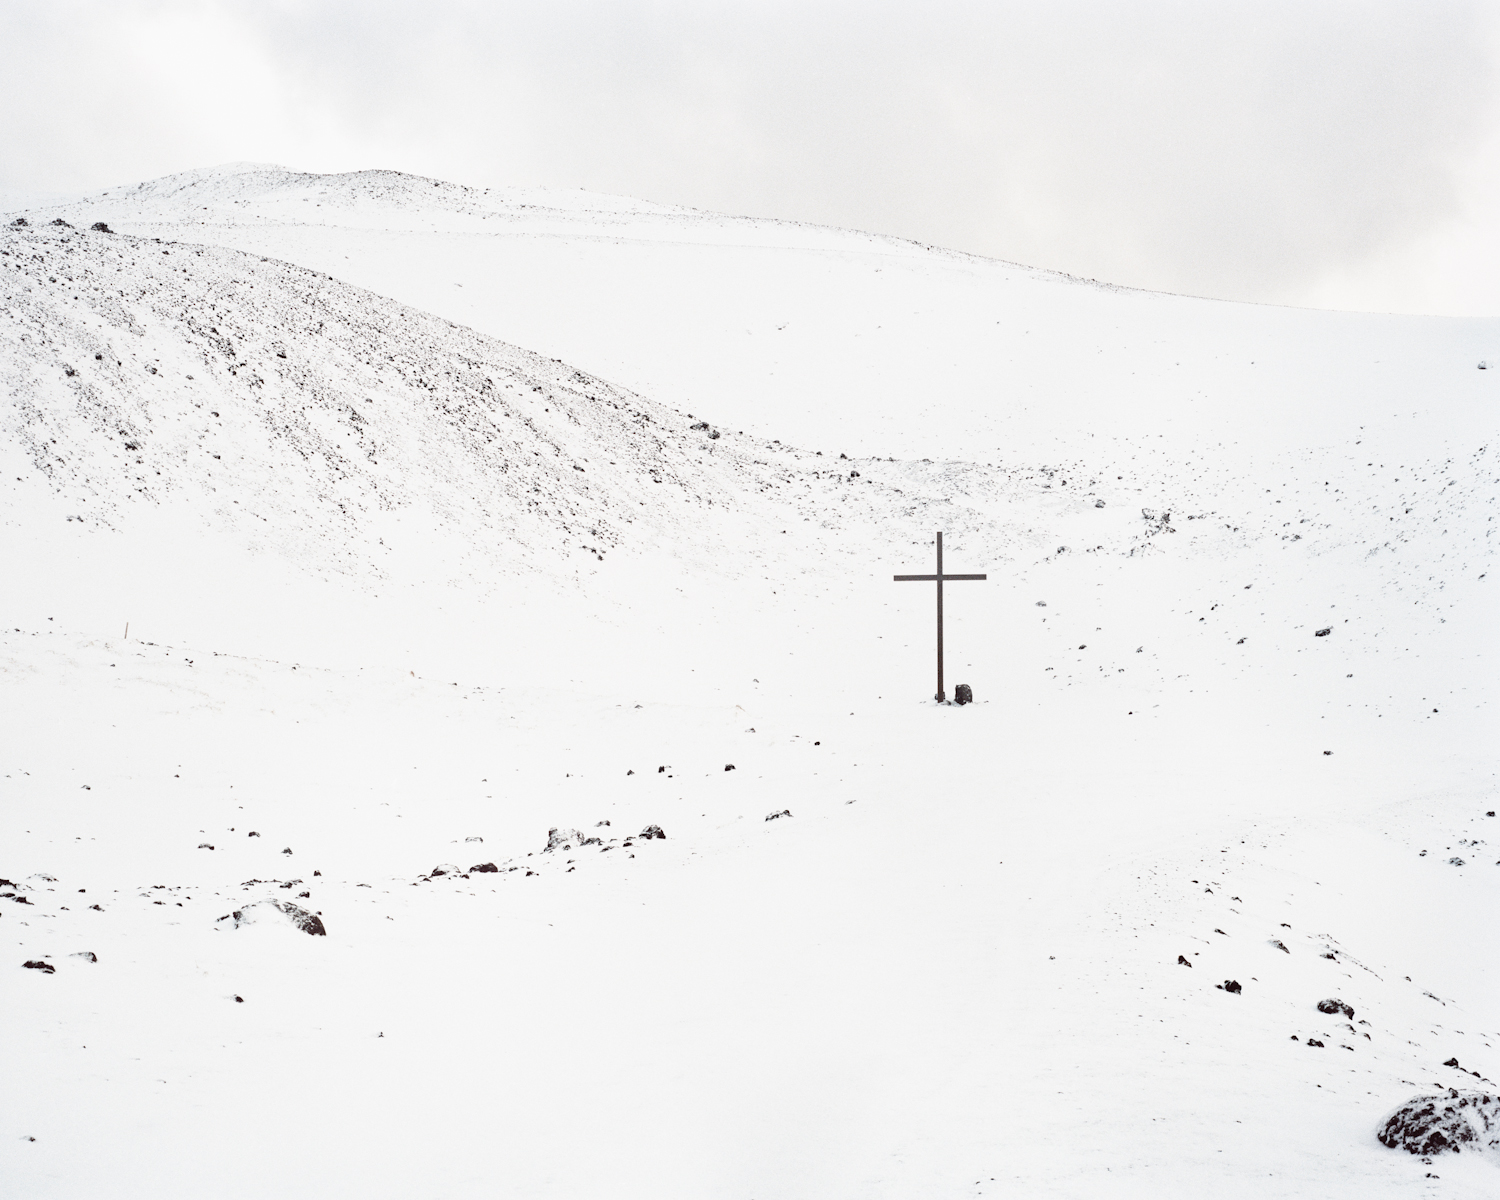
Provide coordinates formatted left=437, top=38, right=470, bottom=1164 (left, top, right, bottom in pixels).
left=471, top=863, right=498, bottom=873
left=545, top=828, right=585, bottom=852
left=22, top=959, right=54, bottom=973
left=1317, top=998, right=1355, bottom=1019
left=1378, top=1090, right=1500, bottom=1155
left=638, top=824, right=666, bottom=839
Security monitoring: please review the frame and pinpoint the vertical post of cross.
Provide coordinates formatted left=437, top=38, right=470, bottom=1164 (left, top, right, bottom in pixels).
left=935, top=532, right=944, bottom=701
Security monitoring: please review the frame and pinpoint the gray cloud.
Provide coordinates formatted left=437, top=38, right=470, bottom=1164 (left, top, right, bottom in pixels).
left=2, top=1, right=1495, bottom=308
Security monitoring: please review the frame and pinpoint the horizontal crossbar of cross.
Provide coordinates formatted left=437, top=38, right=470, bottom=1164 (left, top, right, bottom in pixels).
left=892, top=574, right=987, bottom=581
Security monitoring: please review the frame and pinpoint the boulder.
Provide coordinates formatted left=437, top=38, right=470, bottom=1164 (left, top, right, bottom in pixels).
left=1378, top=1089, right=1500, bottom=1156
left=638, top=824, right=666, bottom=840
left=545, top=828, right=585, bottom=852
left=1317, top=998, right=1355, bottom=1019
left=954, top=683, right=973, bottom=705
left=22, top=960, right=53, bottom=974
left=430, top=864, right=460, bottom=876
left=90, top=222, right=113, bottom=233
left=217, top=900, right=326, bottom=936
left=471, top=863, right=499, bottom=873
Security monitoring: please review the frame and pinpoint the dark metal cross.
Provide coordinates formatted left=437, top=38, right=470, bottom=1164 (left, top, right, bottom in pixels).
left=894, top=531, right=986, bottom=701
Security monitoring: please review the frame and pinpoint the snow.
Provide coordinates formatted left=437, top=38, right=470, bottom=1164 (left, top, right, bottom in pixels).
left=2, top=165, right=1498, bottom=1197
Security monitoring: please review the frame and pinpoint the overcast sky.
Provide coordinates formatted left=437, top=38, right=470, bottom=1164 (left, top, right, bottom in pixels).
left=4, top=0, right=1499, bottom=315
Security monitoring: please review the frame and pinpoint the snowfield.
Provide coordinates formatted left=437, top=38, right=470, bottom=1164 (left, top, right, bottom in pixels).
left=2, top=165, right=1497, bottom=1198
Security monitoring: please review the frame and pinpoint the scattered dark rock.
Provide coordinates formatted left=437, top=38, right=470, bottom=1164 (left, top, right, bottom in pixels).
left=471, top=863, right=498, bottom=873
left=1307, top=1038, right=1325, bottom=1048
left=724, top=763, right=736, bottom=771
left=465, top=836, right=484, bottom=843
left=234, top=995, right=244, bottom=1003
left=765, top=809, right=793, bottom=821
left=281, top=847, right=293, bottom=855
left=1444, top=1058, right=1463, bottom=1069
left=70, top=951, right=97, bottom=963
left=10, top=217, right=27, bottom=227
left=1315, top=627, right=1331, bottom=637
left=22, top=960, right=53, bottom=974
left=1177, top=955, right=1193, bottom=967
left=1094, top=499, right=1105, bottom=507
left=1220, top=980, right=1242, bottom=994
left=430, top=864, right=459, bottom=876
left=954, top=683, right=973, bottom=705
left=1377, top=1090, right=1500, bottom=1155
left=1270, top=939, right=1290, bottom=953
left=88, top=904, right=102, bottom=911
left=595, top=820, right=610, bottom=827
left=198, top=843, right=214, bottom=850
left=247, top=831, right=259, bottom=837
left=1317, top=999, right=1356, bottom=1021
left=90, top=222, right=113, bottom=233
left=639, top=824, right=666, bottom=840
left=49, top=218, right=72, bottom=228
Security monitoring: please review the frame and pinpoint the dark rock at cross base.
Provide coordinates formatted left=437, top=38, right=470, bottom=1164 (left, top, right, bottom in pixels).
left=1377, top=1090, right=1500, bottom=1156
left=1177, top=955, right=1193, bottom=967
left=1220, top=980, right=1242, bottom=994
left=471, top=863, right=499, bottom=873
left=22, top=960, right=54, bottom=973
left=954, top=683, right=973, bottom=706
left=90, top=222, right=113, bottom=233
left=1317, top=998, right=1355, bottom=1019
left=638, top=824, right=666, bottom=840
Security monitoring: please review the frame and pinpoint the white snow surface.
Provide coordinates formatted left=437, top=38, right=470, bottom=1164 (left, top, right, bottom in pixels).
left=2, top=164, right=1498, bottom=1197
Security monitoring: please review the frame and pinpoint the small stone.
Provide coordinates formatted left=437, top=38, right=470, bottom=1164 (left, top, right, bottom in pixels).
left=248, top=831, right=259, bottom=837
left=470, top=863, right=498, bottom=873
left=429, top=864, right=459, bottom=877
left=22, top=960, right=54, bottom=974
left=1307, top=1038, right=1325, bottom=1048
left=1177, top=955, right=1192, bottom=967
left=954, top=683, right=973, bottom=705
left=1270, top=939, right=1290, bottom=953
left=49, top=218, right=72, bottom=228
left=9, top=217, right=27, bottom=227
left=1317, top=998, right=1355, bottom=1019
left=639, top=824, right=666, bottom=840
left=724, top=763, right=736, bottom=771
left=281, top=847, right=293, bottom=855
left=1221, top=980, right=1242, bottom=994
left=1094, top=499, right=1105, bottom=508
left=765, top=810, right=792, bottom=821
left=465, top=836, right=484, bottom=843
left=70, top=951, right=97, bottom=962
left=198, top=843, right=214, bottom=850
left=90, top=222, right=113, bottom=233
left=1315, top=627, right=1331, bottom=637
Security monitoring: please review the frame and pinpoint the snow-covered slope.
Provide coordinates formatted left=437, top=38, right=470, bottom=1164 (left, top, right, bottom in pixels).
left=2, top=169, right=1498, bottom=1199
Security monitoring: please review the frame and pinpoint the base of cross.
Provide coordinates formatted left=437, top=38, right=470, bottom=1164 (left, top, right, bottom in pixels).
left=936, top=684, right=974, bottom=706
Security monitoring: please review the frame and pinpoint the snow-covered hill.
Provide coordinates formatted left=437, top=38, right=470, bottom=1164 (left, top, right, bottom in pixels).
left=2, top=168, right=1498, bottom=1199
